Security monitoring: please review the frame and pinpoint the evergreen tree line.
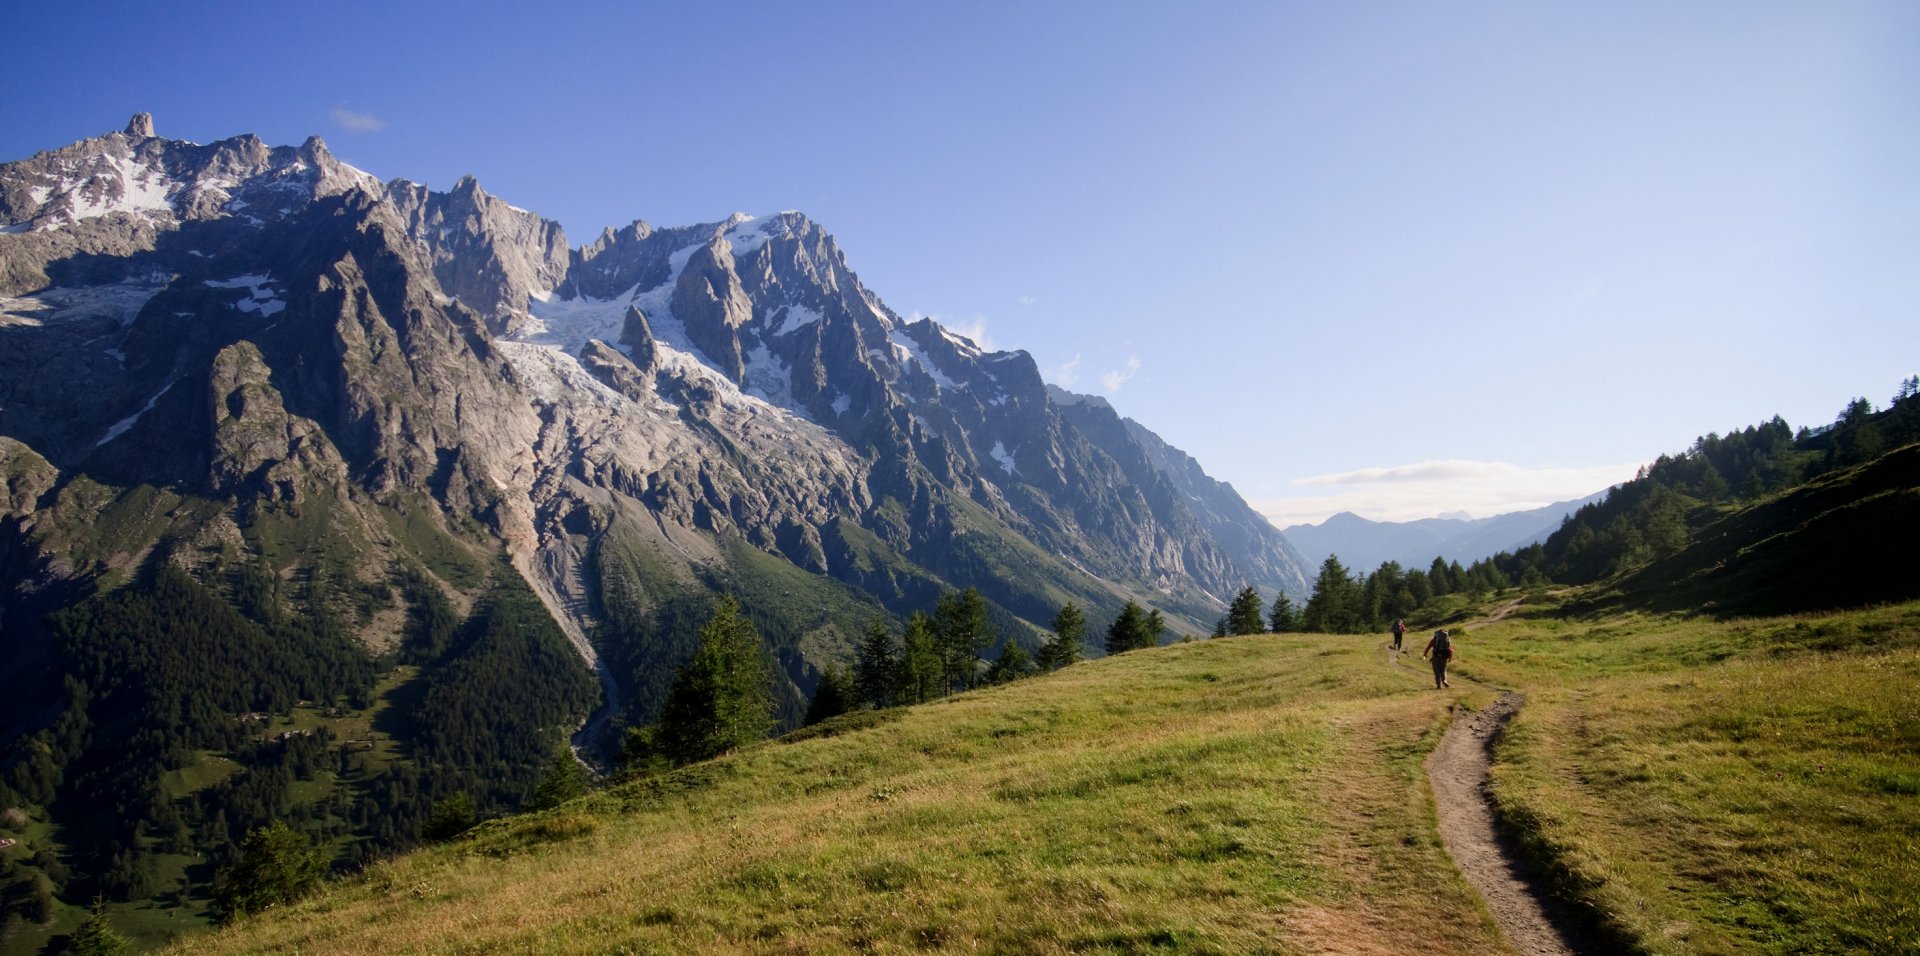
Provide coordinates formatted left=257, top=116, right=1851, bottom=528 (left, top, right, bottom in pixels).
left=1536, top=381, right=1920, bottom=585
left=1284, top=378, right=1920, bottom=621
left=622, top=588, right=1191, bottom=774
left=1277, top=553, right=1520, bottom=636
left=0, top=555, right=603, bottom=927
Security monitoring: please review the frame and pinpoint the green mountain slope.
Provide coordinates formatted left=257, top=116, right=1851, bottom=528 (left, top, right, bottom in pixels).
left=1598, top=442, right=1920, bottom=616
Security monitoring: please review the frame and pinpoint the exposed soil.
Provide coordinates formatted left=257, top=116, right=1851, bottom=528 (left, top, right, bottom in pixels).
left=1426, top=693, right=1591, bottom=955
left=1466, top=597, right=1526, bottom=630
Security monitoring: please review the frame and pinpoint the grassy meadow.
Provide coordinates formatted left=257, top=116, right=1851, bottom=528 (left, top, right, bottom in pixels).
left=164, top=595, right=1920, bottom=955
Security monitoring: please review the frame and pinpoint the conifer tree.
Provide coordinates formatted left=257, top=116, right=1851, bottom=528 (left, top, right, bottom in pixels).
left=1227, top=586, right=1265, bottom=635
left=1301, top=555, right=1362, bottom=633
left=853, top=616, right=899, bottom=707
left=423, top=791, right=478, bottom=841
left=899, top=612, right=944, bottom=703
left=1107, top=600, right=1155, bottom=653
left=525, top=749, right=589, bottom=810
left=67, top=898, right=128, bottom=956
left=1211, top=616, right=1229, bottom=638
left=1405, top=570, right=1433, bottom=607
left=211, top=821, right=324, bottom=922
left=1145, top=609, right=1167, bottom=647
left=1036, top=602, right=1087, bottom=670
left=804, top=666, right=853, bottom=725
left=934, top=588, right=993, bottom=693
left=1268, top=593, right=1298, bottom=633
left=985, top=643, right=1036, bottom=684
left=656, top=596, right=773, bottom=765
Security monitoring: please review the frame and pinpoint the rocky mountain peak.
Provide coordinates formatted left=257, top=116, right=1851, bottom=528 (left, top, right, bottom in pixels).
left=299, top=135, right=331, bottom=164
left=125, top=112, right=155, bottom=139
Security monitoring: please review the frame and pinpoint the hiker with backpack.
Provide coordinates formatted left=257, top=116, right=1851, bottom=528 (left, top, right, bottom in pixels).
left=1390, top=618, right=1406, bottom=651
left=1422, top=629, right=1453, bottom=689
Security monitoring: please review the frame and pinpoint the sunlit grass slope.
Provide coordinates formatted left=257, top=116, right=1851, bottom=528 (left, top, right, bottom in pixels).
left=174, top=596, right=1920, bottom=955
left=1462, top=599, right=1920, bottom=955
left=175, top=635, right=1508, bottom=955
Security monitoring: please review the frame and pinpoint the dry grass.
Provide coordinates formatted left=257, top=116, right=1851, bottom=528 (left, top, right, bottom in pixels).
left=171, top=598, right=1920, bottom=954
left=172, top=634, right=1500, bottom=955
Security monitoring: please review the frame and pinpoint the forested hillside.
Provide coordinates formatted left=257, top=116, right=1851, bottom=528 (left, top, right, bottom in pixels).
left=1285, top=377, right=1920, bottom=630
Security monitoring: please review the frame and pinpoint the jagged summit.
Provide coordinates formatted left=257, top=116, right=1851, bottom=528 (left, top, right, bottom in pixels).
left=125, top=111, right=155, bottom=139
left=0, top=116, right=1310, bottom=764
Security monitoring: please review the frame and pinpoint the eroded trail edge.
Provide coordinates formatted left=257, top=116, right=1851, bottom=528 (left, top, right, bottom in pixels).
left=1427, top=692, right=1587, bottom=956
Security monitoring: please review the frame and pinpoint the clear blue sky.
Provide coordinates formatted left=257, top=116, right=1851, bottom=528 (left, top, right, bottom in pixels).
left=8, top=1, right=1917, bottom=525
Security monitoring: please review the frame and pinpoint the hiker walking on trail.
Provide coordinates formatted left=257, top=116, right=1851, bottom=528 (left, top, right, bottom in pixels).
left=1423, top=629, right=1453, bottom=689
left=1391, top=618, right=1406, bottom=650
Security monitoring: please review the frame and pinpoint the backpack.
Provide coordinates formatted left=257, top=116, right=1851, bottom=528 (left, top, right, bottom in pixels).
left=1431, top=631, right=1452, bottom=656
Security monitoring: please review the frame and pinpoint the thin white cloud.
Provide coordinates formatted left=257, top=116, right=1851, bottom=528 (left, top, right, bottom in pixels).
left=1017, top=294, right=1037, bottom=306
left=1299, top=459, right=1528, bottom=487
left=1252, top=459, right=1643, bottom=527
left=948, top=314, right=995, bottom=351
left=1100, top=356, right=1141, bottom=392
left=330, top=107, right=387, bottom=133
left=1048, top=354, right=1083, bottom=388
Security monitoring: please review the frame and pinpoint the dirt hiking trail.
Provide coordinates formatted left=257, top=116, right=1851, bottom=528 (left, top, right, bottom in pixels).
left=1427, top=693, right=1592, bottom=955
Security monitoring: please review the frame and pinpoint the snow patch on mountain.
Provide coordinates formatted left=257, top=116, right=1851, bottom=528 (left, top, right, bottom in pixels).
left=206, top=275, right=286, bottom=317
left=990, top=440, right=1017, bottom=475
left=0, top=282, right=163, bottom=328
left=770, top=303, right=822, bottom=337
left=53, top=153, right=177, bottom=226
left=96, top=377, right=178, bottom=447
left=890, top=329, right=959, bottom=390
left=722, top=214, right=775, bottom=256
left=524, top=232, right=812, bottom=422
left=524, top=286, right=634, bottom=354
left=498, top=341, right=635, bottom=407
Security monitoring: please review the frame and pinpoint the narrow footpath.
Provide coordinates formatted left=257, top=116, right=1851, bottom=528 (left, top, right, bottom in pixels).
left=1426, top=693, right=1588, bottom=955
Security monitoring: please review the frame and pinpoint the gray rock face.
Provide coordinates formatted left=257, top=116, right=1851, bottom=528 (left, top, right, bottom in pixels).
left=0, top=118, right=1313, bottom=737
left=386, top=175, right=570, bottom=335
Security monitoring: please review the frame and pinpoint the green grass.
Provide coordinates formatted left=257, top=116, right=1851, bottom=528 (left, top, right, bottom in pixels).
left=168, top=633, right=1506, bottom=955
left=1456, top=600, right=1920, bottom=955
left=155, top=595, right=1920, bottom=955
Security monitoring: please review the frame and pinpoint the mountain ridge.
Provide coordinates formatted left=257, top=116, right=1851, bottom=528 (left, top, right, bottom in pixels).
left=0, top=115, right=1312, bottom=883
left=1281, top=491, right=1610, bottom=572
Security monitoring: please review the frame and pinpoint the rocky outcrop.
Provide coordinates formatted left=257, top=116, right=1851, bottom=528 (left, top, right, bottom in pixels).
left=670, top=236, right=752, bottom=383
left=578, top=339, right=652, bottom=401
left=206, top=341, right=347, bottom=501
left=386, top=175, right=570, bottom=335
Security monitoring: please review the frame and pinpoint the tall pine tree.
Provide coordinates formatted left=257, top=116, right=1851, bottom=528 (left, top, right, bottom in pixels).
left=804, top=666, right=853, bottom=725
left=853, top=616, right=899, bottom=708
left=1227, top=586, right=1265, bottom=635
left=1036, top=602, right=1087, bottom=670
left=1301, top=556, right=1363, bottom=634
left=899, top=612, right=944, bottom=703
left=1268, top=593, right=1298, bottom=633
left=655, top=596, right=773, bottom=765
left=934, top=588, right=993, bottom=693
left=1106, top=600, right=1157, bottom=653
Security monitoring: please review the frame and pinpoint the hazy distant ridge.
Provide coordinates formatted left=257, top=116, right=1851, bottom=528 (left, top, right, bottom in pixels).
left=1282, top=491, right=1609, bottom=571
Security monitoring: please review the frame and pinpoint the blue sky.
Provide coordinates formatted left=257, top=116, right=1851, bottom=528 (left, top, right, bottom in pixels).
left=7, top=1, right=1917, bottom=525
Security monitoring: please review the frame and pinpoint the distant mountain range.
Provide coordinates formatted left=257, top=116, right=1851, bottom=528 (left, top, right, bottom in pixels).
left=1281, top=491, right=1611, bottom=572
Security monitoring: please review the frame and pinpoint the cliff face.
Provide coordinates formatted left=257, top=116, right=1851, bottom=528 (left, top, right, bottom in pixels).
left=0, top=117, right=1311, bottom=739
